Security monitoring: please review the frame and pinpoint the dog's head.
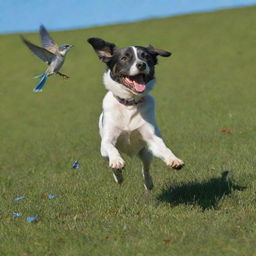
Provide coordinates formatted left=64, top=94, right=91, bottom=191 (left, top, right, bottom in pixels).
left=87, top=37, right=171, bottom=96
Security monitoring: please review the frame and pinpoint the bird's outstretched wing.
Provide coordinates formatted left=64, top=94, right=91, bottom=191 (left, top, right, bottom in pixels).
left=21, top=36, right=55, bottom=64
left=39, top=25, right=58, bottom=53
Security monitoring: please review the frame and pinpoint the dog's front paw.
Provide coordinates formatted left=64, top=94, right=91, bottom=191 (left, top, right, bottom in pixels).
left=109, top=157, right=125, bottom=170
left=167, top=158, right=184, bottom=170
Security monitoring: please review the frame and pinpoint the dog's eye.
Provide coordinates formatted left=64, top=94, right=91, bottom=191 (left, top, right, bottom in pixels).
left=141, top=52, right=149, bottom=59
left=121, top=53, right=131, bottom=62
left=121, top=56, right=128, bottom=62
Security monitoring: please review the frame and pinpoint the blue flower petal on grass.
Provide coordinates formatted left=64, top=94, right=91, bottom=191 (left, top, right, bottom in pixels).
left=27, top=216, right=38, bottom=223
left=48, top=194, right=55, bottom=199
left=15, top=195, right=25, bottom=201
left=13, top=212, right=22, bottom=217
left=72, top=160, right=79, bottom=169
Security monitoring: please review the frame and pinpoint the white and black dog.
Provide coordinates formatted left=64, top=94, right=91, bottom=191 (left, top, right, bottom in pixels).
left=88, top=37, right=184, bottom=190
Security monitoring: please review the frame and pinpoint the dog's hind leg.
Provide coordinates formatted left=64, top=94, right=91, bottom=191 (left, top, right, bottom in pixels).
left=138, top=147, right=154, bottom=190
left=112, top=168, right=124, bottom=184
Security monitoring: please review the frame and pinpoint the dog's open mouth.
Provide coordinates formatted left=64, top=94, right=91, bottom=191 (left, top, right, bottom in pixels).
left=121, top=74, right=147, bottom=93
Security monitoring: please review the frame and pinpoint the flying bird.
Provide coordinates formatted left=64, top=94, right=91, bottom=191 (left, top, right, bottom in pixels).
left=21, top=25, right=73, bottom=92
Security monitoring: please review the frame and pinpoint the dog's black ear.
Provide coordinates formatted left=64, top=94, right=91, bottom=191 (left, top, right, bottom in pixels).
left=147, top=44, right=171, bottom=57
left=87, top=37, right=116, bottom=63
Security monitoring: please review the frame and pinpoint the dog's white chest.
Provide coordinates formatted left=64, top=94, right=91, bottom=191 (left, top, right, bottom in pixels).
left=100, top=92, right=153, bottom=157
left=116, top=130, right=145, bottom=156
left=115, top=108, right=146, bottom=156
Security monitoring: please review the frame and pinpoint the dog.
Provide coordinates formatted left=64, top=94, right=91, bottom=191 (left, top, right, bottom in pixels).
left=87, top=37, right=184, bottom=190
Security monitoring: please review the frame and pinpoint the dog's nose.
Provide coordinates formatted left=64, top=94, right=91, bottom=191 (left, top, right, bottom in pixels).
left=136, top=62, right=146, bottom=71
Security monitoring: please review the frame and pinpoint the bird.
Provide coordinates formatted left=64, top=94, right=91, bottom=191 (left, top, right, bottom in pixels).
left=21, top=25, right=73, bottom=92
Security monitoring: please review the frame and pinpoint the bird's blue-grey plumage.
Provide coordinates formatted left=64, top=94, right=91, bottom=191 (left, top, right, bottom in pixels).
left=39, top=25, right=57, bottom=51
left=21, top=25, right=73, bottom=92
left=33, top=73, right=48, bottom=92
left=21, top=36, right=55, bottom=64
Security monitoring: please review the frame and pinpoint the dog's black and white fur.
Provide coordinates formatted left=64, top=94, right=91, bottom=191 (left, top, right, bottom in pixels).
left=88, top=37, right=184, bottom=190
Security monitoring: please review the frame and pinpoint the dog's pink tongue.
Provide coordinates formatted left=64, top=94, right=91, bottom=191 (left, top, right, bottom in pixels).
left=124, top=77, right=146, bottom=93
left=134, top=81, right=146, bottom=92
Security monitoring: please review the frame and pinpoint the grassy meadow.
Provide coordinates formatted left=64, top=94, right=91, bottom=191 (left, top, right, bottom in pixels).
left=1, top=6, right=256, bottom=256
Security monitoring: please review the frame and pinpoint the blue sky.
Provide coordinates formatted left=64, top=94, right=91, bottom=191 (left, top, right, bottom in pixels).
left=0, top=0, right=256, bottom=34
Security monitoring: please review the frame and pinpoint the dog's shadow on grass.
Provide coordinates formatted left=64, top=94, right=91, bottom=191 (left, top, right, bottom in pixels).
left=157, top=171, right=246, bottom=210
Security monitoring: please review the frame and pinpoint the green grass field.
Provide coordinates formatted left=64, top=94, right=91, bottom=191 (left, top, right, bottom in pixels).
left=1, top=6, right=256, bottom=256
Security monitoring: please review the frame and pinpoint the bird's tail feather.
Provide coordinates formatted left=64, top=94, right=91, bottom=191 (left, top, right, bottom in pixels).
left=33, top=73, right=48, bottom=92
left=33, top=74, right=44, bottom=79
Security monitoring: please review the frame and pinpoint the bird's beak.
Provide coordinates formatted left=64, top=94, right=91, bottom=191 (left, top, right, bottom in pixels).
left=70, top=45, right=74, bottom=48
